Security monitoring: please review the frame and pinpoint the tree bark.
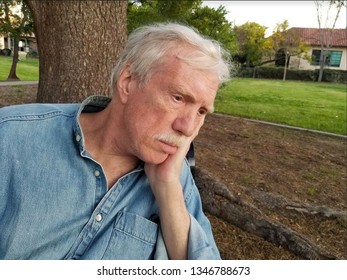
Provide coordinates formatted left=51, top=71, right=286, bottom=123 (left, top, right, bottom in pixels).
left=317, top=32, right=327, bottom=83
left=25, top=0, right=127, bottom=103
left=282, top=52, right=288, bottom=81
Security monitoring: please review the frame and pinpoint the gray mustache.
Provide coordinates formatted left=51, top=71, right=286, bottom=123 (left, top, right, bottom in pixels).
left=154, top=133, right=185, bottom=147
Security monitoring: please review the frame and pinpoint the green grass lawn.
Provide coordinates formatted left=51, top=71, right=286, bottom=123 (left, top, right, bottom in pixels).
left=215, top=78, right=347, bottom=135
left=0, top=55, right=39, bottom=81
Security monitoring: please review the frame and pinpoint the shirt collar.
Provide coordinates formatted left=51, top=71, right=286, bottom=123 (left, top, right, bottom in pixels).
left=73, top=95, right=112, bottom=152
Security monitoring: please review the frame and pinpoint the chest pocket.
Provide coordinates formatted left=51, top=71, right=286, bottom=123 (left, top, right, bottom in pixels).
left=102, top=211, right=159, bottom=260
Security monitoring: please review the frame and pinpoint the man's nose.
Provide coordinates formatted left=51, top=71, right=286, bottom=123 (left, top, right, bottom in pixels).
left=172, top=113, right=200, bottom=137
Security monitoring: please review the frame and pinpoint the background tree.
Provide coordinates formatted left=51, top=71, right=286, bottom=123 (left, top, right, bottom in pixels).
left=0, top=0, right=33, bottom=80
left=156, top=0, right=199, bottom=21
left=128, top=1, right=236, bottom=55
left=127, top=0, right=201, bottom=34
left=186, top=5, right=237, bottom=54
left=233, top=22, right=267, bottom=68
left=25, top=0, right=127, bottom=103
left=314, top=0, right=345, bottom=82
left=127, top=0, right=167, bottom=33
left=269, top=20, right=308, bottom=81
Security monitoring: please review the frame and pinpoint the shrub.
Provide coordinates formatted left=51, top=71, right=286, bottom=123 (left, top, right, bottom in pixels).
left=0, top=48, right=12, bottom=56
left=26, top=49, right=39, bottom=58
left=322, top=69, right=347, bottom=83
left=236, top=66, right=347, bottom=83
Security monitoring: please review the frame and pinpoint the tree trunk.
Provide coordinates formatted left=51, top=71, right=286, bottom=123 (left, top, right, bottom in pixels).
left=317, top=50, right=326, bottom=82
left=7, top=36, right=20, bottom=81
left=282, top=52, right=288, bottom=81
left=25, top=0, right=127, bottom=103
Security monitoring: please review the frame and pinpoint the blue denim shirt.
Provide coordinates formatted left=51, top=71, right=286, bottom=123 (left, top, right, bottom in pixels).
left=0, top=96, right=220, bottom=260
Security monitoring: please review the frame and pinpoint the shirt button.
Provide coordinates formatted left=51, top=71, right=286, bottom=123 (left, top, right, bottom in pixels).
left=75, top=134, right=82, bottom=142
left=95, top=213, right=103, bottom=222
left=94, top=170, right=100, bottom=177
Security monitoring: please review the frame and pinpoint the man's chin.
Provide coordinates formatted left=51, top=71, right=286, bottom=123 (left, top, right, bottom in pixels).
left=144, top=152, right=170, bottom=165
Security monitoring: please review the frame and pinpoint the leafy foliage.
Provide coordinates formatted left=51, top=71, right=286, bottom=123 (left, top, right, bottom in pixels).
left=233, top=22, right=267, bottom=67
left=186, top=5, right=237, bottom=53
left=0, top=0, right=33, bottom=38
left=127, top=1, right=236, bottom=53
left=127, top=0, right=200, bottom=33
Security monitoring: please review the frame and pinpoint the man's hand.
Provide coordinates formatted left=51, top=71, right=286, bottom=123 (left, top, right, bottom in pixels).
left=145, top=136, right=192, bottom=189
left=145, top=133, right=197, bottom=259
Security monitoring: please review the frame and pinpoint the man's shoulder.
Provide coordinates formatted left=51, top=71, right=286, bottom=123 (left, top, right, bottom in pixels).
left=0, top=103, right=80, bottom=123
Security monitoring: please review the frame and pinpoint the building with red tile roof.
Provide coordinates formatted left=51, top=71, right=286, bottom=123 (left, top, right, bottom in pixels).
left=291, top=27, right=347, bottom=47
left=287, top=27, right=347, bottom=71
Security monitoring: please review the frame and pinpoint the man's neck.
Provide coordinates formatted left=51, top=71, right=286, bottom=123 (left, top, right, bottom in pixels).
left=79, top=106, right=139, bottom=189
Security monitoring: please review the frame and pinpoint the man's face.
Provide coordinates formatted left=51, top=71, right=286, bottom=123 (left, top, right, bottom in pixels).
left=121, top=56, right=219, bottom=164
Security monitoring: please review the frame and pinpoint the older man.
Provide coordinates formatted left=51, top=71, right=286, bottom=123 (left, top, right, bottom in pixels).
left=0, top=23, right=230, bottom=259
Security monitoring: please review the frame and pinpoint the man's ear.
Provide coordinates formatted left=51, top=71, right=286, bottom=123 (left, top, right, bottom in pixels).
left=116, top=65, right=133, bottom=104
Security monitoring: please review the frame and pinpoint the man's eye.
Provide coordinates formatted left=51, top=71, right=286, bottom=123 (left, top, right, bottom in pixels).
left=198, top=108, right=207, bottom=116
left=173, top=95, right=184, bottom=102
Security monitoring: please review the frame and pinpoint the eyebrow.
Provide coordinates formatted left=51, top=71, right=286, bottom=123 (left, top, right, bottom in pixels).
left=170, top=85, right=215, bottom=114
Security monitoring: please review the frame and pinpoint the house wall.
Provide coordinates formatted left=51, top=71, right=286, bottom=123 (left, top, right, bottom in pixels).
left=0, top=36, right=5, bottom=49
left=28, top=40, right=38, bottom=52
left=289, top=46, right=347, bottom=71
left=0, top=35, right=38, bottom=53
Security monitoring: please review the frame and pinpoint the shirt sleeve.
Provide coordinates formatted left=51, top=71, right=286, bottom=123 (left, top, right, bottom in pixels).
left=183, top=160, right=221, bottom=260
left=187, top=213, right=221, bottom=260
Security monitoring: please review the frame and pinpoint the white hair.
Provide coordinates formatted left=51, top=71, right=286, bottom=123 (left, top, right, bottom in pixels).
left=111, top=22, right=231, bottom=90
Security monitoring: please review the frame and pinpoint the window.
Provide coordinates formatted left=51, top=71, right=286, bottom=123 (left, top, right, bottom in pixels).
left=329, top=51, right=342, bottom=67
left=311, top=49, right=343, bottom=67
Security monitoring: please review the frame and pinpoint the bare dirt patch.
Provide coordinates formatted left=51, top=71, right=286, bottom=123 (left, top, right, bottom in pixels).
left=1, top=85, right=346, bottom=259
left=0, top=84, right=38, bottom=107
left=196, top=114, right=346, bottom=259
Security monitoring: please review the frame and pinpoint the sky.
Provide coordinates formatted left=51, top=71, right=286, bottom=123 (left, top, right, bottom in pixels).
left=203, top=1, right=347, bottom=36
